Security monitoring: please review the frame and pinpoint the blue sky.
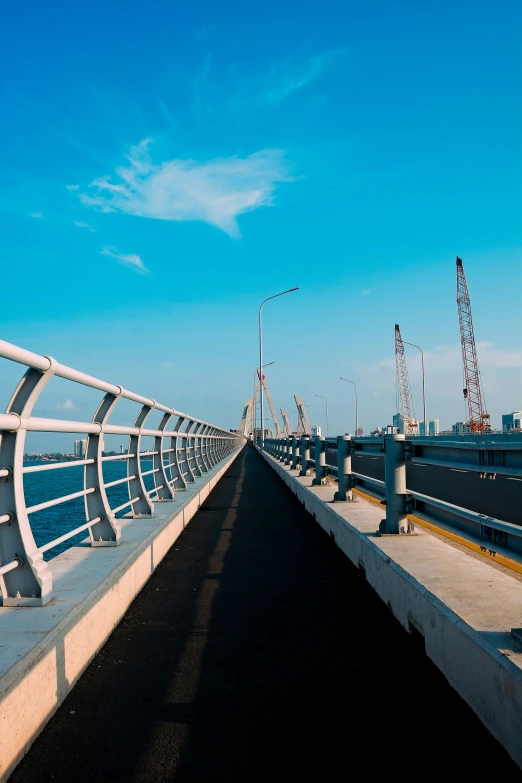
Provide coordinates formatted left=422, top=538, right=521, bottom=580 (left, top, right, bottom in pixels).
left=1, top=0, right=521, bottom=447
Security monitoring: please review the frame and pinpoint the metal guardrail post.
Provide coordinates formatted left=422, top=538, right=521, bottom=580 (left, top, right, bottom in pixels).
left=285, top=437, right=292, bottom=465
left=312, top=436, right=326, bottom=485
left=300, top=436, right=310, bottom=475
left=379, top=433, right=412, bottom=534
left=334, top=435, right=355, bottom=502
left=291, top=436, right=299, bottom=470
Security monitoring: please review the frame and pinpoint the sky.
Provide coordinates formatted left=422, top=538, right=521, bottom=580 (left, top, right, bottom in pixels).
left=0, top=0, right=521, bottom=449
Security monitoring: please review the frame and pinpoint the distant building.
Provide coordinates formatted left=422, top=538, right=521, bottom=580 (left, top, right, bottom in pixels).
left=392, top=413, right=419, bottom=435
left=392, top=413, right=404, bottom=433
left=311, top=425, right=322, bottom=437
left=502, top=411, right=522, bottom=432
left=355, top=426, right=364, bottom=437
left=452, top=421, right=471, bottom=436
left=419, top=420, right=440, bottom=436
left=74, top=439, right=87, bottom=458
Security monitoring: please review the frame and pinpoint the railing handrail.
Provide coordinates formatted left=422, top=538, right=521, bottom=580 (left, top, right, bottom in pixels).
left=0, top=338, right=244, bottom=607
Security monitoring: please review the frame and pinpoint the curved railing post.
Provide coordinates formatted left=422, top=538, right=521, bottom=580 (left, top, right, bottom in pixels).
left=183, top=421, right=196, bottom=483
left=209, top=428, right=218, bottom=466
left=199, top=425, right=211, bottom=472
left=86, top=391, right=122, bottom=546
left=190, top=423, right=203, bottom=477
left=167, top=416, right=187, bottom=490
left=128, top=405, right=154, bottom=517
left=0, top=363, right=55, bottom=605
left=153, top=411, right=175, bottom=501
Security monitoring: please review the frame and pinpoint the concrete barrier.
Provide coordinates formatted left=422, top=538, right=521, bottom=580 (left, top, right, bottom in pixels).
left=258, top=447, right=522, bottom=769
left=0, top=446, right=243, bottom=782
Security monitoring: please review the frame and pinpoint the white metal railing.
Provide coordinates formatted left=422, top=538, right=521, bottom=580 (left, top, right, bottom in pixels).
left=0, top=338, right=244, bottom=606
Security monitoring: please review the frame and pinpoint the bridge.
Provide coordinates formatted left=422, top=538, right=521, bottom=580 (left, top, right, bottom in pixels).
left=1, top=337, right=522, bottom=780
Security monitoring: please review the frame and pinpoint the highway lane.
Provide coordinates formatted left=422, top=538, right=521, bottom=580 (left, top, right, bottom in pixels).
left=350, top=454, right=522, bottom=527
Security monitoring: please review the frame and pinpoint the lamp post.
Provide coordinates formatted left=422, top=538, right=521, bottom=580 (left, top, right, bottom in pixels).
left=340, top=377, right=359, bottom=436
left=403, top=340, right=427, bottom=436
left=314, top=394, right=328, bottom=438
left=259, top=288, right=299, bottom=449
left=254, top=362, right=275, bottom=440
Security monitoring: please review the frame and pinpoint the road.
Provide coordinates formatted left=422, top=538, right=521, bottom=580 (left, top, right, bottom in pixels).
left=9, top=447, right=519, bottom=781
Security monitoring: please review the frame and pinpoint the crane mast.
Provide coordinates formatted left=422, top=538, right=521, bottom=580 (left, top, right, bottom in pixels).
left=456, top=257, right=490, bottom=433
left=280, top=409, right=293, bottom=437
left=395, top=324, right=417, bottom=435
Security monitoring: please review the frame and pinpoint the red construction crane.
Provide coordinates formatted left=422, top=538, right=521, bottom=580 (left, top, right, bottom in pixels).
left=456, top=257, right=490, bottom=433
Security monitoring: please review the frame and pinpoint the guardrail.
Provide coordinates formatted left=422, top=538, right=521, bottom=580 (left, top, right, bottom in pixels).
left=0, top=339, right=243, bottom=606
left=264, top=434, right=522, bottom=556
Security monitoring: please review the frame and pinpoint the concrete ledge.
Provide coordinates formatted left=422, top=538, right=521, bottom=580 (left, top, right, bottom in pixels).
left=259, top=448, right=522, bottom=769
left=0, top=447, right=243, bottom=782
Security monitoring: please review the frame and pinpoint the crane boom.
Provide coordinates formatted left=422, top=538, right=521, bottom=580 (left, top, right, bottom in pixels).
left=256, top=370, right=281, bottom=437
left=456, top=257, right=490, bottom=432
left=280, top=409, right=292, bottom=437
left=294, top=395, right=312, bottom=435
left=238, top=396, right=254, bottom=437
left=395, top=324, right=417, bottom=435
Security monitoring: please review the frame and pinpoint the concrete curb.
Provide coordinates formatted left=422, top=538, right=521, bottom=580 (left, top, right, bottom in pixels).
left=0, top=447, right=243, bottom=782
left=259, top=447, right=522, bottom=769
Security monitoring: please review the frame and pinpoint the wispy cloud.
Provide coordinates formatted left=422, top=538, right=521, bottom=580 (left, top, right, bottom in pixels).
left=360, top=288, right=372, bottom=296
left=73, top=220, right=95, bottom=232
left=56, top=399, right=77, bottom=411
left=78, top=138, right=291, bottom=237
left=66, top=184, right=80, bottom=191
left=101, top=246, right=150, bottom=275
left=30, top=211, right=43, bottom=218
left=264, top=48, right=347, bottom=102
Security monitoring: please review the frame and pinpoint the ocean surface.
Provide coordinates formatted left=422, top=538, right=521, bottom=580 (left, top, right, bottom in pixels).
left=23, top=459, right=157, bottom=559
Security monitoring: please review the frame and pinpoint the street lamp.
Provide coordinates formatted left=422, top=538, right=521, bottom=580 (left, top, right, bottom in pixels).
left=403, top=340, right=427, bottom=436
left=259, top=288, right=299, bottom=448
left=254, top=362, right=275, bottom=439
left=314, top=394, right=329, bottom=437
left=340, top=378, right=359, bottom=436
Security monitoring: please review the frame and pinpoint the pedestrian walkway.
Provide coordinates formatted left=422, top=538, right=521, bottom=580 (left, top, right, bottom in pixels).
left=10, top=446, right=520, bottom=781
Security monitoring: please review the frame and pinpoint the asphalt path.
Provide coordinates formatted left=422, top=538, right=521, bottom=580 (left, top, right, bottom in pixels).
left=9, top=446, right=520, bottom=781
left=351, top=454, right=521, bottom=525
